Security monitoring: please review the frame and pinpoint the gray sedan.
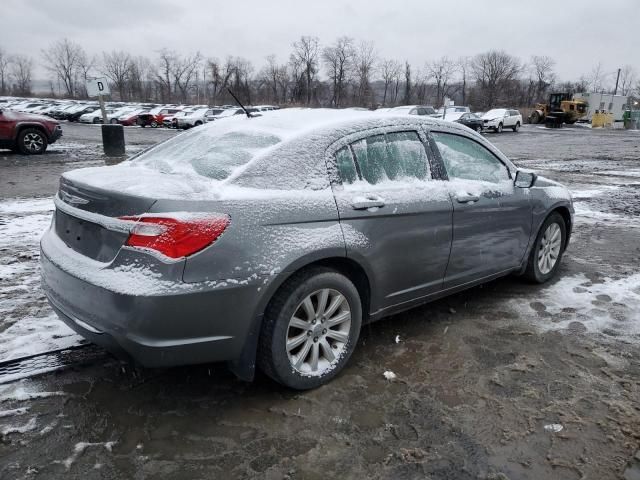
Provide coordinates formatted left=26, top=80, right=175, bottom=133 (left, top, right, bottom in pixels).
left=40, top=109, right=573, bottom=389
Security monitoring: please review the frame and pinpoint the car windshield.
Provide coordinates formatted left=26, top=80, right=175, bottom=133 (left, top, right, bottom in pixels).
left=134, top=127, right=282, bottom=180
left=484, top=109, right=506, bottom=118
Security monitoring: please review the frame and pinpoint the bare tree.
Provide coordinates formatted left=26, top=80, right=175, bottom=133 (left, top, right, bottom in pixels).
left=10, top=55, right=33, bottom=96
left=458, top=56, right=470, bottom=106
left=413, top=68, right=428, bottom=105
left=403, top=61, right=412, bottom=104
left=470, top=50, right=521, bottom=108
left=322, top=36, right=355, bottom=107
left=427, top=56, right=456, bottom=107
left=530, top=55, right=555, bottom=101
left=290, top=36, right=319, bottom=105
left=128, top=56, right=153, bottom=101
left=0, top=48, right=10, bottom=95
left=102, top=50, right=132, bottom=100
left=353, top=41, right=376, bottom=107
left=172, top=52, right=203, bottom=103
left=155, top=49, right=177, bottom=102
left=76, top=50, right=96, bottom=98
left=261, top=55, right=282, bottom=104
left=206, top=58, right=224, bottom=104
left=587, top=62, right=606, bottom=92
left=379, top=59, right=402, bottom=106
left=619, top=65, right=636, bottom=96
left=41, top=38, right=86, bottom=97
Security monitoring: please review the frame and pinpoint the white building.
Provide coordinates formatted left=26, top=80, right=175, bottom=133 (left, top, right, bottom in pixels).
left=574, top=92, right=629, bottom=122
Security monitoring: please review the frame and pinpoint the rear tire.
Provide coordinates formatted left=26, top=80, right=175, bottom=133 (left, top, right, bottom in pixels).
left=258, top=268, right=362, bottom=390
left=17, top=128, right=48, bottom=155
left=524, top=212, right=566, bottom=283
left=513, top=121, right=520, bottom=132
left=110, top=118, right=118, bottom=125
left=151, top=121, right=158, bottom=128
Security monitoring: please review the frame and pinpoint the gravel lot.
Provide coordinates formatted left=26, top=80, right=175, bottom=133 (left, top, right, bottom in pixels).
left=1, top=122, right=639, bottom=479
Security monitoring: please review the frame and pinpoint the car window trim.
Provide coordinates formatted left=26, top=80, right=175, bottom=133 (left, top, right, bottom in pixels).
left=427, top=130, right=513, bottom=181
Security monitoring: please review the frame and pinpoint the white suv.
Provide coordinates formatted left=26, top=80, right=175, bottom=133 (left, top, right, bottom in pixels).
left=481, top=108, right=522, bottom=133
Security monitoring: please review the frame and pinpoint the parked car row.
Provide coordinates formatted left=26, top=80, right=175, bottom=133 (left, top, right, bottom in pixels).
left=0, top=97, right=280, bottom=130
left=373, top=104, right=523, bottom=134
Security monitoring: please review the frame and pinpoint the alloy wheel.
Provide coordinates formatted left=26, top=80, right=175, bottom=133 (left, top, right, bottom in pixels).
left=23, top=132, right=44, bottom=153
left=537, top=223, right=562, bottom=274
left=286, top=288, right=351, bottom=375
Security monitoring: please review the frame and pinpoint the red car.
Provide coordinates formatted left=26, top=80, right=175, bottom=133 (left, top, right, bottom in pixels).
left=0, top=108, right=62, bottom=154
left=137, top=107, right=182, bottom=128
left=117, top=109, right=148, bottom=127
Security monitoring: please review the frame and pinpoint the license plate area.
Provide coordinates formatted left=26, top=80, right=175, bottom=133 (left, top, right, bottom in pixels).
left=55, top=210, right=128, bottom=262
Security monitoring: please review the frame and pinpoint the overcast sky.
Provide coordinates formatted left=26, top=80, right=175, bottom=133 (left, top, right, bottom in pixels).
left=1, top=0, right=638, bottom=82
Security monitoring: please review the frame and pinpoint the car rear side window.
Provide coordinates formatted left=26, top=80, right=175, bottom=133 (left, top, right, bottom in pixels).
left=349, top=131, right=430, bottom=185
left=431, top=132, right=510, bottom=183
left=335, top=147, right=358, bottom=184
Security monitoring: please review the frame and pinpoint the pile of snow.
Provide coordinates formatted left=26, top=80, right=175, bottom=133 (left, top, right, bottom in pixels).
left=520, top=272, right=640, bottom=339
left=0, top=198, right=81, bottom=362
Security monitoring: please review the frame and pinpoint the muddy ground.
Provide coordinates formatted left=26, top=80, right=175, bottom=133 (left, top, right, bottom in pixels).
left=0, top=122, right=639, bottom=479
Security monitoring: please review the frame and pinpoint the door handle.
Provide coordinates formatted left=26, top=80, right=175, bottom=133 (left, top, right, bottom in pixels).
left=352, top=194, right=385, bottom=210
left=455, top=193, right=480, bottom=203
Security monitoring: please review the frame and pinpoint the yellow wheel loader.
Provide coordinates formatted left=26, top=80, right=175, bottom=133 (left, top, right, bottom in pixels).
left=529, top=93, right=588, bottom=125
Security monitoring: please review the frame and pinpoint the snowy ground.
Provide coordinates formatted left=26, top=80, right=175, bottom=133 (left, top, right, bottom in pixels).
left=0, top=123, right=639, bottom=479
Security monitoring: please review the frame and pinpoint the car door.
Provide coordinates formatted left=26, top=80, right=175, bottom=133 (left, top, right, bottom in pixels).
left=328, top=128, right=453, bottom=313
left=429, top=130, right=532, bottom=288
left=0, top=111, right=12, bottom=141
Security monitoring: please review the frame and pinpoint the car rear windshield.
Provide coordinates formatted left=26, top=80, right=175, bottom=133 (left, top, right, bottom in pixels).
left=133, top=127, right=282, bottom=180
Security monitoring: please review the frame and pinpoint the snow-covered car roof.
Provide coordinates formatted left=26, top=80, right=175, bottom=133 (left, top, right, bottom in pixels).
left=66, top=108, right=503, bottom=198
left=482, top=109, right=507, bottom=118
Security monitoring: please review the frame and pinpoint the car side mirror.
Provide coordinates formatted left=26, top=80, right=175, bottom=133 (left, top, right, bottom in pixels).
left=515, top=170, right=537, bottom=188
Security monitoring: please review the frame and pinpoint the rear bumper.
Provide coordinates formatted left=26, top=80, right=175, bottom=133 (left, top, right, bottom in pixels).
left=40, top=229, right=265, bottom=368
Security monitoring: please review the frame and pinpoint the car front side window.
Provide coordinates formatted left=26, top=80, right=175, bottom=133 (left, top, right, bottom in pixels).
left=431, top=132, right=510, bottom=183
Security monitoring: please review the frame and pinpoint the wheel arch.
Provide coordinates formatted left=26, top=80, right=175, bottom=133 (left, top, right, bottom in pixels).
left=228, top=254, right=373, bottom=382
left=551, top=205, right=572, bottom=250
left=14, top=122, right=49, bottom=141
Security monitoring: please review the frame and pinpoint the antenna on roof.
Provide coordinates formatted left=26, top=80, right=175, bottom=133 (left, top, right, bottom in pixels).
left=227, top=88, right=253, bottom=118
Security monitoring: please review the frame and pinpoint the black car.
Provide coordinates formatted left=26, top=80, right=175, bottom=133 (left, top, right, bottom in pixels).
left=454, top=112, right=484, bottom=132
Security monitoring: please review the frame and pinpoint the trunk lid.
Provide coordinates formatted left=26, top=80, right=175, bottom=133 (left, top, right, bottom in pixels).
left=55, top=171, right=158, bottom=262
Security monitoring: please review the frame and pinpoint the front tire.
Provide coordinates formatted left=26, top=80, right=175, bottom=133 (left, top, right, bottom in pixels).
left=524, top=212, right=566, bottom=283
left=110, top=118, right=118, bottom=125
left=497, top=123, right=503, bottom=133
left=17, top=128, right=48, bottom=155
left=258, top=268, right=362, bottom=390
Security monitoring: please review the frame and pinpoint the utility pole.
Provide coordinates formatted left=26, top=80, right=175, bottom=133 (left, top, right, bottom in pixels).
left=613, top=68, right=621, bottom=96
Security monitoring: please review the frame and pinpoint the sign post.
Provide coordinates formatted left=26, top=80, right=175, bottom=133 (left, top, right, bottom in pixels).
left=86, top=77, right=125, bottom=157
left=86, top=77, right=111, bottom=123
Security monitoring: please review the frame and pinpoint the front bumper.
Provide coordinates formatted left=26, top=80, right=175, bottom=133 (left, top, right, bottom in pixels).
left=40, top=228, right=265, bottom=368
left=49, top=125, right=63, bottom=143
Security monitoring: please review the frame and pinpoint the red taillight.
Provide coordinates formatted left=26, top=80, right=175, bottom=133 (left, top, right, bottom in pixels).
left=119, top=214, right=230, bottom=259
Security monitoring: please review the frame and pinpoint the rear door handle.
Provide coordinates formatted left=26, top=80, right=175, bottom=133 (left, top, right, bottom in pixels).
left=352, top=195, right=385, bottom=210
left=455, top=193, right=480, bottom=203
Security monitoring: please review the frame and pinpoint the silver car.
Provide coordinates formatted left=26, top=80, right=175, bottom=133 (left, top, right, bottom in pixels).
left=40, top=109, right=573, bottom=389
